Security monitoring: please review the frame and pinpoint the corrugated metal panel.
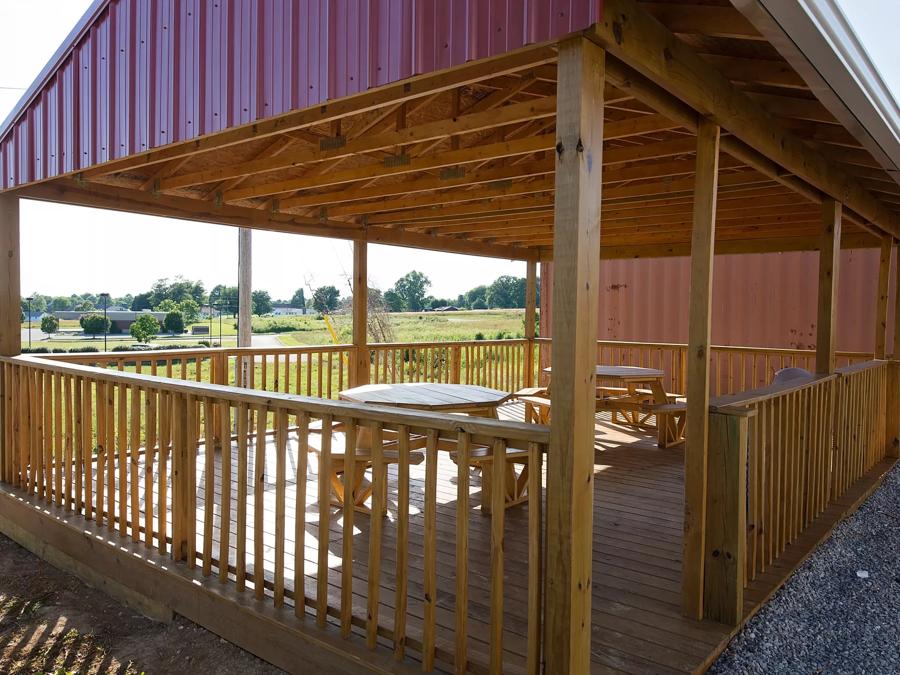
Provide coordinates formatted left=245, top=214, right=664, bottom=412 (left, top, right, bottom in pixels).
left=540, top=248, right=895, bottom=353
left=0, top=0, right=601, bottom=190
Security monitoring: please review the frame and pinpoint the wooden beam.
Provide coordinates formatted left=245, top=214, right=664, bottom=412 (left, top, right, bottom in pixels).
left=223, top=134, right=555, bottom=203
left=641, top=2, right=762, bottom=39
left=19, top=180, right=536, bottom=261
left=352, top=241, right=369, bottom=387
left=80, top=44, right=557, bottom=180
left=816, top=199, right=842, bottom=374
left=589, top=0, right=900, bottom=237
left=683, top=118, right=720, bottom=620
left=159, top=97, right=556, bottom=191
left=875, top=238, right=893, bottom=359
left=544, top=37, right=603, bottom=674
left=0, top=195, right=19, bottom=357
left=524, top=259, right=537, bottom=388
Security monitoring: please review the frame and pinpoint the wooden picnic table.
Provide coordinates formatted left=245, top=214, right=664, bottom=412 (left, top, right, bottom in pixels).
left=339, top=382, right=529, bottom=511
left=339, top=382, right=511, bottom=416
left=540, top=365, right=685, bottom=448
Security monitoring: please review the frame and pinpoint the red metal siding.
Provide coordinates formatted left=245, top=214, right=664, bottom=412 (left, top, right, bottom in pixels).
left=540, top=248, right=895, bottom=354
left=0, top=0, right=600, bottom=190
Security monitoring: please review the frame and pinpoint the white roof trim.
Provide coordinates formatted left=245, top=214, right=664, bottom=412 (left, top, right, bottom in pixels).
left=732, top=0, right=900, bottom=186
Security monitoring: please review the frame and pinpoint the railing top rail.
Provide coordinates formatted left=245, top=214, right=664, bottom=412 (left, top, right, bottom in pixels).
left=710, top=372, right=838, bottom=412
left=6, top=355, right=549, bottom=445
left=835, top=359, right=889, bottom=376
left=369, top=338, right=527, bottom=348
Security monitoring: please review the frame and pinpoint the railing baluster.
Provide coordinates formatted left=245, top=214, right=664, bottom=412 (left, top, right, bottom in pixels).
left=316, top=414, right=332, bottom=625
left=393, top=424, right=410, bottom=659
left=422, top=429, right=438, bottom=669
left=455, top=430, right=471, bottom=674
left=202, top=397, right=216, bottom=577
left=236, top=402, right=249, bottom=591
left=274, top=407, right=288, bottom=607
left=294, top=411, right=309, bottom=617
left=253, top=403, right=267, bottom=599
left=489, top=439, right=506, bottom=672
left=341, top=416, right=357, bottom=637
left=366, top=422, right=385, bottom=649
left=219, top=401, right=232, bottom=583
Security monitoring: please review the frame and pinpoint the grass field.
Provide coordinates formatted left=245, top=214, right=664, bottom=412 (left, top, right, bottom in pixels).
left=23, top=309, right=533, bottom=350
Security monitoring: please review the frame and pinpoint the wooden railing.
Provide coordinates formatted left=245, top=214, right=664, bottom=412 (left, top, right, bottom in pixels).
left=41, top=345, right=353, bottom=399
left=536, top=338, right=869, bottom=395
left=43, top=339, right=873, bottom=400
left=701, top=360, right=892, bottom=624
left=368, top=339, right=530, bottom=392
left=0, top=354, right=548, bottom=673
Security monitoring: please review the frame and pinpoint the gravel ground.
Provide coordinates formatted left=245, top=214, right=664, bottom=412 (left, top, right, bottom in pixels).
left=711, top=461, right=900, bottom=674
left=0, top=533, right=283, bottom=675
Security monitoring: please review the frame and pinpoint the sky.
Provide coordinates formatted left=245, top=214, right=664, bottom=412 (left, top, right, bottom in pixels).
left=0, top=1, right=897, bottom=301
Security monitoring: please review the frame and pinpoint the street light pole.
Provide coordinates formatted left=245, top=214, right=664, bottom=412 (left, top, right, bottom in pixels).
left=26, top=296, right=33, bottom=350
left=100, top=293, right=110, bottom=352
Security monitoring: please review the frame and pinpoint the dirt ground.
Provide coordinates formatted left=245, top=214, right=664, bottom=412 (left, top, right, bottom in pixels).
left=0, top=533, right=283, bottom=674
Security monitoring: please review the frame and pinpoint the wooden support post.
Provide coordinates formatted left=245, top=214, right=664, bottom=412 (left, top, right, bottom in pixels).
left=816, top=199, right=842, bottom=375
left=351, top=240, right=369, bottom=387
left=874, top=238, right=892, bottom=360
left=703, top=410, right=750, bottom=626
left=545, top=37, right=604, bottom=675
left=887, top=361, right=900, bottom=459
left=682, top=118, right=720, bottom=620
left=237, top=227, right=252, bottom=386
left=0, top=195, right=20, bottom=482
left=0, top=195, right=19, bottom=358
left=524, top=259, right=537, bottom=388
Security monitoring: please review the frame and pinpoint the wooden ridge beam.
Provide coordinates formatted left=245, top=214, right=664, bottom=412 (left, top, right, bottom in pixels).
left=77, top=44, right=558, bottom=180
left=159, top=96, right=556, bottom=191
left=588, top=0, right=900, bottom=237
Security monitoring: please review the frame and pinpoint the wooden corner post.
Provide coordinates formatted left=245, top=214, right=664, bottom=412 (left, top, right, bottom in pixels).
left=888, top=240, right=900, bottom=458
left=545, top=36, right=604, bottom=674
left=682, top=118, right=720, bottom=620
left=875, top=238, right=892, bottom=360
left=816, top=199, right=842, bottom=375
left=524, top=259, right=537, bottom=388
left=703, top=409, right=750, bottom=625
left=0, top=195, right=20, bottom=482
left=352, top=240, right=369, bottom=387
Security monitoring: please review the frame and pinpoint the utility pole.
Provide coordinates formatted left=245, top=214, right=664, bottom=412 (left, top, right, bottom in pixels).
left=238, top=227, right=252, bottom=387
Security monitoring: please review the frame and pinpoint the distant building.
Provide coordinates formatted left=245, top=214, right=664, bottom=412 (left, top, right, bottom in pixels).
left=54, top=310, right=167, bottom=333
left=272, top=305, right=308, bottom=316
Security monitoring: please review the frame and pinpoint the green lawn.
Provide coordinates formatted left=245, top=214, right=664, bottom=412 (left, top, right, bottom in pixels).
left=23, top=309, right=534, bottom=351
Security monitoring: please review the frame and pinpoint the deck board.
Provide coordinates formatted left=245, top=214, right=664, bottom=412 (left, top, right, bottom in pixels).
left=77, top=403, right=894, bottom=673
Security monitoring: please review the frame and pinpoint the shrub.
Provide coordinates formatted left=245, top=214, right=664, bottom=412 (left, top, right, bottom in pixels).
left=68, top=346, right=99, bottom=353
left=130, top=314, right=160, bottom=343
left=40, top=315, right=59, bottom=334
left=80, top=312, right=110, bottom=336
left=474, top=332, right=485, bottom=341
left=163, top=310, right=185, bottom=334
left=111, top=345, right=137, bottom=352
left=472, top=299, right=488, bottom=310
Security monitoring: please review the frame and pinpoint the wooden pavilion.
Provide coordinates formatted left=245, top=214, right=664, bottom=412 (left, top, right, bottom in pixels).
left=1, top=1, right=899, bottom=672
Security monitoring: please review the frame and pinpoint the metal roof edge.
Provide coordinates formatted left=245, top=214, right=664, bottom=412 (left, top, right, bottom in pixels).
left=0, top=0, right=109, bottom=141
left=731, top=0, right=900, bottom=186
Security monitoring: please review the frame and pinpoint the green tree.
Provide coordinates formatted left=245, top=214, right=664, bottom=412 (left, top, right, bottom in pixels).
left=48, top=296, right=73, bottom=311
left=210, top=285, right=239, bottom=315
left=252, top=290, right=273, bottom=316
left=311, top=286, right=340, bottom=314
left=75, top=300, right=95, bottom=311
left=130, top=314, right=160, bottom=343
left=131, top=292, right=153, bottom=311
left=163, top=311, right=185, bottom=334
left=79, top=313, right=110, bottom=336
left=41, top=315, right=59, bottom=333
left=383, top=289, right=404, bottom=312
left=486, top=276, right=526, bottom=308
left=472, top=298, right=488, bottom=310
left=465, top=285, right=488, bottom=309
left=291, top=288, right=307, bottom=309
left=178, top=298, right=201, bottom=323
left=155, top=298, right=178, bottom=312
left=391, top=271, right=431, bottom=312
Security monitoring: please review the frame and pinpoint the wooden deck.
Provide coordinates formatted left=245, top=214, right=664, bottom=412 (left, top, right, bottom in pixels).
left=64, top=401, right=897, bottom=674
left=176, top=404, right=731, bottom=674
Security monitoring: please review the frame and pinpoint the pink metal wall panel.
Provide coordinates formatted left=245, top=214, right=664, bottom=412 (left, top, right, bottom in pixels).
left=0, top=0, right=601, bottom=189
left=540, top=248, right=895, bottom=354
